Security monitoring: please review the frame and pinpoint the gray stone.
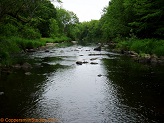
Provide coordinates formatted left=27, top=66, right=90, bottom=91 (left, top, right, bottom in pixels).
left=22, top=62, right=32, bottom=69
left=76, top=61, right=83, bottom=65
left=25, top=72, right=31, bottom=75
left=13, top=64, right=21, bottom=69
left=90, top=62, right=98, bottom=65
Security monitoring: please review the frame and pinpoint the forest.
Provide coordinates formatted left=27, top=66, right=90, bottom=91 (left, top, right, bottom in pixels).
left=0, top=0, right=164, bottom=66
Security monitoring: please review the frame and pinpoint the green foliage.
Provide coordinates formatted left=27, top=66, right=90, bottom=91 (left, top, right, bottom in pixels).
left=49, top=19, right=60, bottom=38
left=74, top=0, right=163, bottom=46
left=20, top=25, right=41, bottom=39
left=56, top=8, right=79, bottom=39
left=153, top=40, right=164, bottom=56
left=116, top=40, right=132, bottom=51
left=116, top=39, right=164, bottom=56
left=41, top=36, right=71, bottom=43
left=12, top=37, right=45, bottom=50
left=73, top=20, right=102, bottom=43
left=0, top=23, right=18, bottom=37
left=130, top=39, right=154, bottom=54
left=0, top=37, right=20, bottom=65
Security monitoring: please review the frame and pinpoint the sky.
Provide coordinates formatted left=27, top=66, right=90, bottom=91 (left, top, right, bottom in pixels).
left=54, top=0, right=109, bottom=22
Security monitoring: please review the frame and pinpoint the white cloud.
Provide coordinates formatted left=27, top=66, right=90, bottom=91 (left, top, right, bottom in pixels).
left=54, top=0, right=109, bottom=22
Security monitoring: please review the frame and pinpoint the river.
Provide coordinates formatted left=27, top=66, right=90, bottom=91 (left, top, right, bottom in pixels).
left=0, top=45, right=164, bottom=123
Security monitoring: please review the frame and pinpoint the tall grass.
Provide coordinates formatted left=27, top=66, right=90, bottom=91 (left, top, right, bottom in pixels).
left=116, top=38, right=164, bottom=56
left=0, top=36, right=73, bottom=66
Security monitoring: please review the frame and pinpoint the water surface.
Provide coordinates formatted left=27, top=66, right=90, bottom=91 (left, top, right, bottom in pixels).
left=0, top=45, right=163, bottom=123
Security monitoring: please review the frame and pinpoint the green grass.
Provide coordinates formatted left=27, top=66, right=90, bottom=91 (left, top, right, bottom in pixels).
left=116, top=38, right=164, bottom=56
left=0, top=36, right=72, bottom=66
left=41, top=35, right=71, bottom=43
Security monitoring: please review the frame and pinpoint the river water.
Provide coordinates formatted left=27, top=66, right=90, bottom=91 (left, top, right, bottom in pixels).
left=0, top=45, right=164, bottom=123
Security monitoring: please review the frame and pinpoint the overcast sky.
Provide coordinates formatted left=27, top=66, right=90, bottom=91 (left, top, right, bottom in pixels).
left=54, top=0, right=109, bottom=22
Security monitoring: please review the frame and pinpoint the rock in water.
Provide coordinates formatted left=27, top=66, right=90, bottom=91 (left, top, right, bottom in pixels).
left=25, top=72, right=32, bottom=75
left=22, top=62, right=32, bottom=69
left=97, top=74, right=103, bottom=77
left=94, top=46, right=101, bottom=51
left=90, top=62, right=98, bottom=65
left=76, top=61, right=83, bottom=65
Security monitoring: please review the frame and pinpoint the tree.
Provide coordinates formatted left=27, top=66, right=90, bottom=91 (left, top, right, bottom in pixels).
left=56, top=8, right=79, bottom=38
left=128, top=0, right=164, bottom=38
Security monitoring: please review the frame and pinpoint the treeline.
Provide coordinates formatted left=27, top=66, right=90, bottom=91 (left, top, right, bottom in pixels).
left=0, top=0, right=79, bottom=40
left=75, top=0, right=163, bottom=41
left=0, top=0, right=79, bottom=65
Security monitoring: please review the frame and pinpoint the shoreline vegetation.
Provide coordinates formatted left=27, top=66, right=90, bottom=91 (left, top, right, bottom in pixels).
left=110, top=38, right=164, bottom=65
left=0, top=36, right=73, bottom=67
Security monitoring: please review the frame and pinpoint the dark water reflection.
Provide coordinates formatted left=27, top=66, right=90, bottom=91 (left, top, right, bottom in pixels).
left=103, top=56, right=164, bottom=122
left=0, top=46, right=164, bottom=123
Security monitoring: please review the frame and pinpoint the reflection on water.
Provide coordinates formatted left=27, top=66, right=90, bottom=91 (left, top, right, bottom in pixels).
left=0, top=46, right=164, bottom=123
left=103, top=56, right=164, bottom=122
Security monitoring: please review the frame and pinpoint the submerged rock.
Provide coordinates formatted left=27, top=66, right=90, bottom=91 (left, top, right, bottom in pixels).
left=90, top=58, right=98, bottom=61
left=83, top=61, right=89, bottom=64
left=97, top=74, right=103, bottom=77
left=22, top=62, right=32, bottom=69
left=26, top=49, right=36, bottom=53
left=94, top=46, right=101, bottom=51
left=90, top=62, right=98, bottom=65
left=76, top=61, right=83, bottom=65
left=45, top=50, right=50, bottom=52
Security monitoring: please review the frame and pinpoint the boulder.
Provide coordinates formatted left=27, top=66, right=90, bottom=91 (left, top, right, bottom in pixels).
left=90, top=58, right=98, bottom=61
left=83, top=61, right=89, bottom=64
left=151, top=58, right=158, bottom=64
left=46, top=43, right=54, bottom=46
left=26, top=49, right=36, bottom=52
left=45, top=50, right=50, bottom=52
left=25, top=72, right=31, bottom=75
left=90, top=62, right=98, bottom=65
left=150, top=55, right=158, bottom=64
left=138, top=58, right=151, bottom=63
left=76, top=61, right=83, bottom=65
left=94, top=46, right=101, bottom=51
left=22, top=62, right=32, bottom=69
left=13, top=64, right=21, bottom=69
left=97, top=74, right=102, bottom=77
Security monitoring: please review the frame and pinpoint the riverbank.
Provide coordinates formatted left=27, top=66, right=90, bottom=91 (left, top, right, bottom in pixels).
left=0, top=36, right=72, bottom=66
left=110, top=38, right=164, bottom=64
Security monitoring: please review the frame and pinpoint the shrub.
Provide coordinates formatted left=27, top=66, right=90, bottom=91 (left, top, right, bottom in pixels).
left=20, top=25, right=41, bottom=39
left=0, top=23, right=18, bottom=37
left=152, top=40, right=164, bottom=56
left=116, top=41, right=132, bottom=51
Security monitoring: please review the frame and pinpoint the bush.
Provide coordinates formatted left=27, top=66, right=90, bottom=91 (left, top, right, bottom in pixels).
left=20, top=25, right=41, bottom=39
left=130, top=40, right=151, bottom=54
left=116, top=40, right=132, bottom=51
left=153, top=40, right=164, bottom=56
left=116, top=38, right=164, bottom=57
left=0, top=37, right=20, bottom=65
left=0, top=23, right=18, bottom=37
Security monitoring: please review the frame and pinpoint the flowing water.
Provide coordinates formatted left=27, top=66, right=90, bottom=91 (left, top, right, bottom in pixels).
left=0, top=45, right=164, bottom=123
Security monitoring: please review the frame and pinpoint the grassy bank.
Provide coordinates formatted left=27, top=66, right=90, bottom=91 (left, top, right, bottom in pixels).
left=115, top=38, right=164, bottom=57
left=0, top=36, right=72, bottom=66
